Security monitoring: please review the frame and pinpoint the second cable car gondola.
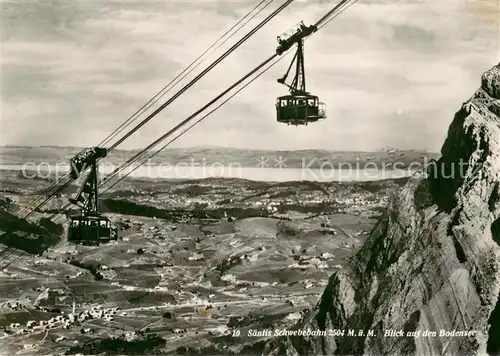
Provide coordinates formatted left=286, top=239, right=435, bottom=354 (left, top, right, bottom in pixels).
left=275, top=22, right=326, bottom=126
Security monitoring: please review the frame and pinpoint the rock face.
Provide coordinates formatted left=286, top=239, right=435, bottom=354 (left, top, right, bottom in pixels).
left=264, top=64, right=500, bottom=356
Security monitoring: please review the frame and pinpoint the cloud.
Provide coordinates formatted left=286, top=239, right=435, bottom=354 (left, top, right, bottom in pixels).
left=1, top=0, right=498, bottom=151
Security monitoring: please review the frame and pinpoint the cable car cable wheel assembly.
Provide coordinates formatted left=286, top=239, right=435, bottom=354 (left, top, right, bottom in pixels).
left=0, top=0, right=357, bottom=266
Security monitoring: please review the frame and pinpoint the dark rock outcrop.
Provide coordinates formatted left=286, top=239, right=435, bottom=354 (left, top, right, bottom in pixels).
left=264, top=64, right=500, bottom=355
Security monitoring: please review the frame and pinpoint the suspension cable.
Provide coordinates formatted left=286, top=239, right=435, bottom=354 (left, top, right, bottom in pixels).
left=19, top=175, right=74, bottom=219
left=15, top=0, right=275, bottom=219
left=101, top=55, right=291, bottom=194
left=22, top=179, right=73, bottom=220
left=0, top=56, right=284, bottom=267
left=101, top=53, right=278, bottom=186
left=100, top=0, right=354, bottom=184
left=15, top=0, right=355, bottom=224
left=107, top=0, right=294, bottom=152
left=19, top=0, right=350, bottom=218
left=46, top=58, right=290, bottom=219
left=1, top=0, right=356, bottom=270
left=82, top=0, right=354, bottom=193
left=317, top=0, right=357, bottom=30
left=99, top=0, right=274, bottom=148
left=313, top=0, right=352, bottom=28
left=1, top=53, right=281, bottom=263
left=17, top=173, right=71, bottom=218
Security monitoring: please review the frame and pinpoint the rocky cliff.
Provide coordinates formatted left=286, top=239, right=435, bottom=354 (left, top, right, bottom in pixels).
left=264, top=64, right=500, bottom=356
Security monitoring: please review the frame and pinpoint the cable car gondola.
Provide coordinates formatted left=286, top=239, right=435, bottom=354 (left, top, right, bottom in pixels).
left=67, top=147, right=118, bottom=245
left=275, top=22, right=326, bottom=126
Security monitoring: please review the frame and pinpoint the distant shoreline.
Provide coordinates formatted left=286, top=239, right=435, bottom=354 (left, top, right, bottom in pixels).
left=1, top=165, right=420, bottom=183
left=0, top=145, right=439, bottom=153
left=0, top=146, right=438, bottom=184
left=0, top=146, right=440, bottom=168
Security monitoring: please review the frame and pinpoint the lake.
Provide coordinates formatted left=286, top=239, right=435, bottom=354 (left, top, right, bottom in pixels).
left=1, top=164, right=418, bottom=182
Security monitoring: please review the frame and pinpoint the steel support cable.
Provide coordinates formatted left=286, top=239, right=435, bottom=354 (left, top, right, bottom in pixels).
left=21, top=178, right=73, bottom=220
left=101, top=11, right=353, bottom=192
left=0, top=194, right=72, bottom=266
left=99, top=0, right=274, bottom=149
left=19, top=175, right=73, bottom=219
left=17, top=172, right=71, bottom=218
left=43, top=54, right=288, bottom=217
left=45, top=55, right=283, bottom=219
left=97, top=4, right=352, bottom=202
left=12, top=0, right=353, bottom=226
left=0, top=247, right=15, bottom=259
left=86, top=0, right=353, bottom=191
left=15, top=0, right=274, bottom=219
left=0, top=249, right=28, bottom=270
left=107, top=0, right=295, bottom=152
left=0, top=0, right=354, bottom=269
left=101, top=56, right=290, bottom=194
left=313, top=0, right=352, bottom=28
left=317, top=0, right=357, bottom=30
left=100, top=52, right=278, bottom=187
left=1, top=174, right=74, bottom=263
left=0, top=249, right=20, bottom=267
left=0, top=178, right=73, bottom=265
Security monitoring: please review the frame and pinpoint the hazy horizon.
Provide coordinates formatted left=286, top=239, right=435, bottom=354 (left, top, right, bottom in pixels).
left=0, top=144, right=438, bottom=154
left=2, top=0, right=498, bottom=151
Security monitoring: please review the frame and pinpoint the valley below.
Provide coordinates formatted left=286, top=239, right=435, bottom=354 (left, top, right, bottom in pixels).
left=0, top=167, right=407, bottom=355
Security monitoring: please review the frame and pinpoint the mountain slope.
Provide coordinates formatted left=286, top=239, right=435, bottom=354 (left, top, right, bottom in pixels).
left=263, top=64, right=500, bottom=355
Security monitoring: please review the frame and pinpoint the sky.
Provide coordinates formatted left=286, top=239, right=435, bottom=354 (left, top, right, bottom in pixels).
left=1, top=0, right=499, bottom=152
